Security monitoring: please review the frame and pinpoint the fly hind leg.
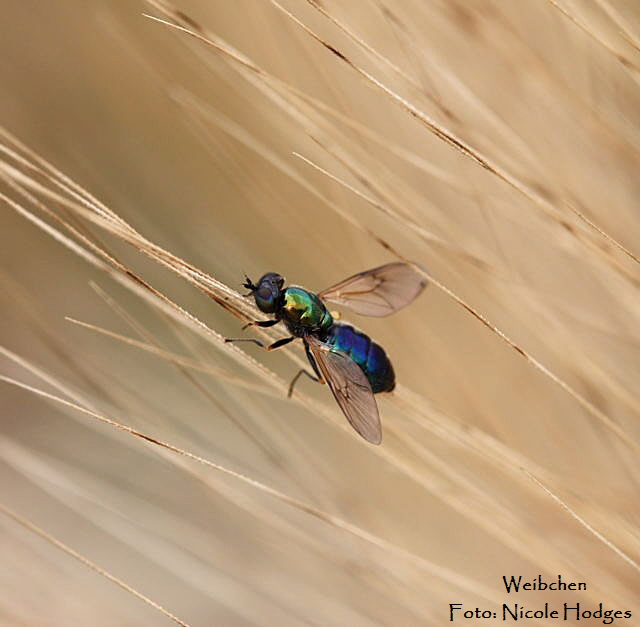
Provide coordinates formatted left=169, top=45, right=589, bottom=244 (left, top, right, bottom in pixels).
left=287, top=369, right=320, bottom=397
left=288, top=341, right=325, bottom=398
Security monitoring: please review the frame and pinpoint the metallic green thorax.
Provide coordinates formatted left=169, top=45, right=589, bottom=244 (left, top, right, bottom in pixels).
left=280, top=287, right=333, bottom=335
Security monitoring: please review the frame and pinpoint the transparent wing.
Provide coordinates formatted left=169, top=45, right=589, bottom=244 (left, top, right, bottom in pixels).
left=306, top=336, right=381, bottom=444
left=319, top=262, right=427, bottom=317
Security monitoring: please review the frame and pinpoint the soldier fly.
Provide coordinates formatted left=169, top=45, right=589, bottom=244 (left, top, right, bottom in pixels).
left=225, top=262, right=427, bottom=444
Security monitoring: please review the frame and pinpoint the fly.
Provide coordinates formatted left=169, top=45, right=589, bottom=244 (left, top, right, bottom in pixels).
left=225, top=262, right=427, bottom=444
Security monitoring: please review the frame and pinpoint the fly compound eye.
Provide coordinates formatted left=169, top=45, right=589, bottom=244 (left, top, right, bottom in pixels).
left=254, top=284, right=278, bottom=313
left=256, top=286, right=273, bottom=301
left=250, top=272, right=284, bottom=313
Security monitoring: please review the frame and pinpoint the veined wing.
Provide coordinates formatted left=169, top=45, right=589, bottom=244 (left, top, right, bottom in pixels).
left=319, top=262, right=427, bottom=317
left=306, top=336, right=381, bottom=445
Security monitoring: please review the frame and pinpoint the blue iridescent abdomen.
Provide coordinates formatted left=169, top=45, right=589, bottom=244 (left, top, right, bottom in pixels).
left=322, top=323, right=395, bottom=393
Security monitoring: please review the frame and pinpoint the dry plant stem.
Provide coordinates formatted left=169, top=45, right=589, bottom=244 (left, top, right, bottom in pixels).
left=2, top=5, right=637, bottom=620
left=181, top=90, right=477, bottom=270
left=3, top=120, right=444, bottom=372
left=143, top=4, right=640, bottom=297
left=524, top=472, right=640, bottom=574
left=142, top=9, right=493, bottom=226
left=593, top=0, right=640, bottom=52
left=0, top=148, right=143, bottom=282
left=2, top=184, right=317, bottom=481
left=400, top=259, right=638, bottom=451
left=68, top=309, right=555, bottom=488
left=73, top=282, right=632, bottom=557
left=288, top=86, right=461, bottom=187
left=0, top=272, right=121, bottom=406
left=310, top=0, right=544, bottom=176
left=0, top=439, right=435, bottom=625
left=0, top=174, right=370, bottom=488
left=79, top=288, right=332, bottom=498
left=292, top=152, right=639, bottom=453
left=4, top=172, right=634, bottom=595
left=0, top=503, right=190, bottom=627
left=366, top=422, right=640, bottom=602
left=64, top=318, right=277, bottom=398
left=67, top=314, right=640, bottom=570
left=0, top=189, right=239, bottom=376
left=3, top=103, right=636, bottom=589
left=0, top=145, right=253, bottom=322
left=139, top=9, right=638, bottom=446
left=3, top=318, right=357, bottom=601
left=0, top=159, right=296, bottom=387
left=400, top=384, right=640, bottom=555
left=0, top=348, right=502, bottom=607
left=1, top=176, right=339, bottom=443
left=565, top=201, right=640, bottom=266
left=394, top=386, right=552, bottom=483
left=5, top=136, right=637, bottom=575
left=0, top=145, right=287, bottom=333
left=302, top=0, right=443, bottom=111
left=85, top=283, right=282, bottom=444
left=546, top=0, right=640, bottom=76
left=406, top=258, right=638, bottom=451
left=0, top=344, right=99, bottom=411
left=306, top=128, right=486, bottom=261
left=158, top=461, right=439, bottom=621
left=293, top=147, right=490, bottom=273
left=172, top=90, right=488, bottom=271
left=168, top=35, right=464, bottom=193
left=0, top=189, right=107, bottom=269
left=263, top=0, right=640, bottom=270
left=0, top=128, right=128, bottom=229
left=0, top=375, right=495, bottom=597
left=5, top=125, right=637, bottom=497
left=5, top=341, right=635, bottom=598
left=393, top=390, right=640, bottom=582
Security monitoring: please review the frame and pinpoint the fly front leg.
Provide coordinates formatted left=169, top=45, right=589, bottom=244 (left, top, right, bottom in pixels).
left=224, top=336, right=295, bottom=351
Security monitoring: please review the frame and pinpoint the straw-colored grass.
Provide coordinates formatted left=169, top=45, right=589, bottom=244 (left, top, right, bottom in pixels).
left=1, top=1, right=639, bottom=625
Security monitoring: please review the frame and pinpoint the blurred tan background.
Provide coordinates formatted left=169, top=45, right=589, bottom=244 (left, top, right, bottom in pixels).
left=1, top=1, right=639, bottom=625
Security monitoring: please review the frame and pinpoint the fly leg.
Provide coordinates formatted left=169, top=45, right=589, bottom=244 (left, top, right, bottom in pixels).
left=224, top=336, right=295, bottom=351
left=287, top=370, right=319, bottom=397
left=288, top=341, right=325, bottom=398
left=241, top=319, right=280, bottom=331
